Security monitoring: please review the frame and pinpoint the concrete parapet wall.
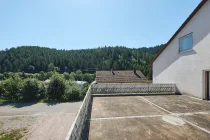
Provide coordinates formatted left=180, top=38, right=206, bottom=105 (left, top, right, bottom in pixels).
left=91, top=84, right=176, bottom=94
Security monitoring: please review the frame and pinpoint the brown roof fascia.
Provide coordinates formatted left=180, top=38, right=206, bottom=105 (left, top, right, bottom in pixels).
left=149, top=0, right=207, bottom=66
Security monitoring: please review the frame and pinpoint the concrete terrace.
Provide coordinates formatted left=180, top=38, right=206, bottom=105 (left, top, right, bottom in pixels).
left=88, top=95, right=210, bottom=140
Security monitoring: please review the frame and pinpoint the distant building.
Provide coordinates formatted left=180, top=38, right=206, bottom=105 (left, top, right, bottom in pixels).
left=76, top=81, right=87, bottom=85
left=150, top=0, right=210, bottom=99
left=96, top=70, right=147, bottom=83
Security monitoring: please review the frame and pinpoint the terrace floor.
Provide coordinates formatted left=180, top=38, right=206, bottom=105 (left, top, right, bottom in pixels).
left=88, top=95, right=210, bottom=140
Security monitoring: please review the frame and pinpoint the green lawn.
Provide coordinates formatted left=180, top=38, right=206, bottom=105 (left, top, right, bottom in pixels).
left=0, top=128, right=27, bottom=140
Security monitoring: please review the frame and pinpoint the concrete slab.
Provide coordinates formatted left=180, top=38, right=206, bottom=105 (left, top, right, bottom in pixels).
left=143, top=95, right=210, bottom=113
left=89, top=116, right=210, bottom=140
left=89, top=95, right=210, bottom=139
left=182, top=114, right=210, bottom=132
left=91, top=96, right=167, bottom=118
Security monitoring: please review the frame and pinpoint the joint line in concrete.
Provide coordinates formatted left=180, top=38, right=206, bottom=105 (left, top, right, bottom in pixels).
left=140, top=96, right=210, bottom=135
left=90, top=114, right=165, bottom=121
left=139, top=97, right=173, bottom=114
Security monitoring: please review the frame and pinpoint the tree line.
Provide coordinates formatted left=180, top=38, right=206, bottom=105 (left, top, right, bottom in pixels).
left=0, top=45, right=164, bottom=79
left=0, top=71, right=94, bottom=102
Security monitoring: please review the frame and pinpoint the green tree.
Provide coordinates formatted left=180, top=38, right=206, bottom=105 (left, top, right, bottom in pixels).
left=63, top=72, right=70, bottom=80
left=75, top=70, right=82, bottom=81
left=20, top=71, right=27, bottom=79
left=64, top=82, right=83, bottom=101
left=47, top=74, right=66, bottom=100
left=69, top=72, right=76, bottom=80
left=3, top=72, right=10, bottom=80
left=1, top=75, right=23, bottom=101
left=22, top=79, right=40, bottom=101
left=80, top=83, right=88, bottom=99
left=0, top=74, right=3, bottom=80
left=0, top=45, right=164, bottom=79
left=48, top=63, right=54, bottom=72
left=38, top=82, right=46, bottom=99
left=71, top=85, right=81, bottom=101
left=0, top=82, right=3, bottom=97
left=46, top=71, right=53, bottom=79
left=37, top=71, right=46, bottom=81
left=82, top=73, right=94, bottom=83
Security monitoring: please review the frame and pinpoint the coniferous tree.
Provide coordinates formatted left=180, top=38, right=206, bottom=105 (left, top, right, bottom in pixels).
left=0, top=45, right=164, bottom=79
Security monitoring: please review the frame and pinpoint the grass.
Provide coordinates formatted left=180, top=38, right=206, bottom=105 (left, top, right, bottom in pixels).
left=0, top=128, right=27, bottom=140
left=0, top=121, right=3, bottom=126
left=9, top=117, right=21, bottom=121
left=38, top=99, right=59, bottom=103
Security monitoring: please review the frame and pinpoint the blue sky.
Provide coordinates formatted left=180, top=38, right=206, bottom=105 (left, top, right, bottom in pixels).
left=0, top=0, right=201, bottom=50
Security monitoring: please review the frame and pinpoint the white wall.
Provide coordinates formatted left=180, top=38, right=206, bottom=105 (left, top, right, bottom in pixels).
left=153, top=1, right=210, bottom=99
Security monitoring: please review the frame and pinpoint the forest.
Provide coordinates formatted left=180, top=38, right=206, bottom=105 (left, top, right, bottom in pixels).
left=0, top=45, right=163, bottom=103
left=0, top=45, right=163, bottom=79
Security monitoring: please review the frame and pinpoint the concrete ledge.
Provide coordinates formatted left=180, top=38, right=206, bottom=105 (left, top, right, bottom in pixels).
left=92, top=93, right=177, bottom=97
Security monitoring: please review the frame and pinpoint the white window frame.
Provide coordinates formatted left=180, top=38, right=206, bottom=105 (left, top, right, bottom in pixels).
left=179, top=33, right=193, bottom=53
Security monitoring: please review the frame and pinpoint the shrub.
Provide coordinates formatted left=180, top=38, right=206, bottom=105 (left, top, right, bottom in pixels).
left=82, top=73, right=95, bottom=83
left=80, top=83, right=89, bottom=99
left=0, top=74, right=3, bottom=80
left=48, top=63, right=54, bottom=72
left=75, top=70, right=83, bottom=81
left=72, top=85, right=82, bottom=100
left=37, top=71, right=46, bottom=81
left=62, top=81, right=89, bottom=101
left=0, top=72, right=91, bottom=102
left=38, top=83, right=46, bottom=99
left=22, top=79, right=40, bottom=101
left=63, top=72, right=70, bottom=80
left=62, top=86, right=72, bottom=102
left=0, top=75, right=23, bottom=101
left=27, top=74, right=36, bottom=79
left=69, top=72, right=75, bottom=80
left=0, top=82, right=3, bottom=97
left=3, top=72, right=10, bottom=80
left=20, top=71, right=27, bottom=79
left=46, top=72, right=53, bottom=79
left=47, top=74, right=66, bottom=100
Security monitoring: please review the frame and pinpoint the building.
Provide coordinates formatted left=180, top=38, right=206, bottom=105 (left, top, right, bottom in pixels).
left=96, top=70, right=147, bottom=83
left=150, top=0, right=210, bottom=99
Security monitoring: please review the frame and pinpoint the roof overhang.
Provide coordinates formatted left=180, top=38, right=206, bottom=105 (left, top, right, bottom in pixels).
left=149, top=0, right=208, bottom=66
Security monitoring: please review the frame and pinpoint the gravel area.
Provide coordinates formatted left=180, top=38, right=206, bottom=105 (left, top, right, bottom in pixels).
left=0, top=102, right=82, bottom=140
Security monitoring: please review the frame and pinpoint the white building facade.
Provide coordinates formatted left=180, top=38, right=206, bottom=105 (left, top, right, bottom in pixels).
left=152, top=0, right=210, bottom=99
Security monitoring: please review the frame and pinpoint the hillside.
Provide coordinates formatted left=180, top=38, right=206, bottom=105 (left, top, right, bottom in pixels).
left=0, top=45, right=164, bottom=79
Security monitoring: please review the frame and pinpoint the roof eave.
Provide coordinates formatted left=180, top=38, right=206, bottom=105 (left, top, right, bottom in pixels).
left=149, top=0, right=208, bottom=66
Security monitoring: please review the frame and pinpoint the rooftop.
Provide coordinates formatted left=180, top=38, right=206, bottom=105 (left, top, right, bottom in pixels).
left=96, top=70, right=147, bottom=83
left=88, top=95, right=210, bottom=140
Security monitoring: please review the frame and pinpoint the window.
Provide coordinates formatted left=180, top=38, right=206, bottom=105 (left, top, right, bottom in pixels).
left=179, top=33, right=193, bottom=53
